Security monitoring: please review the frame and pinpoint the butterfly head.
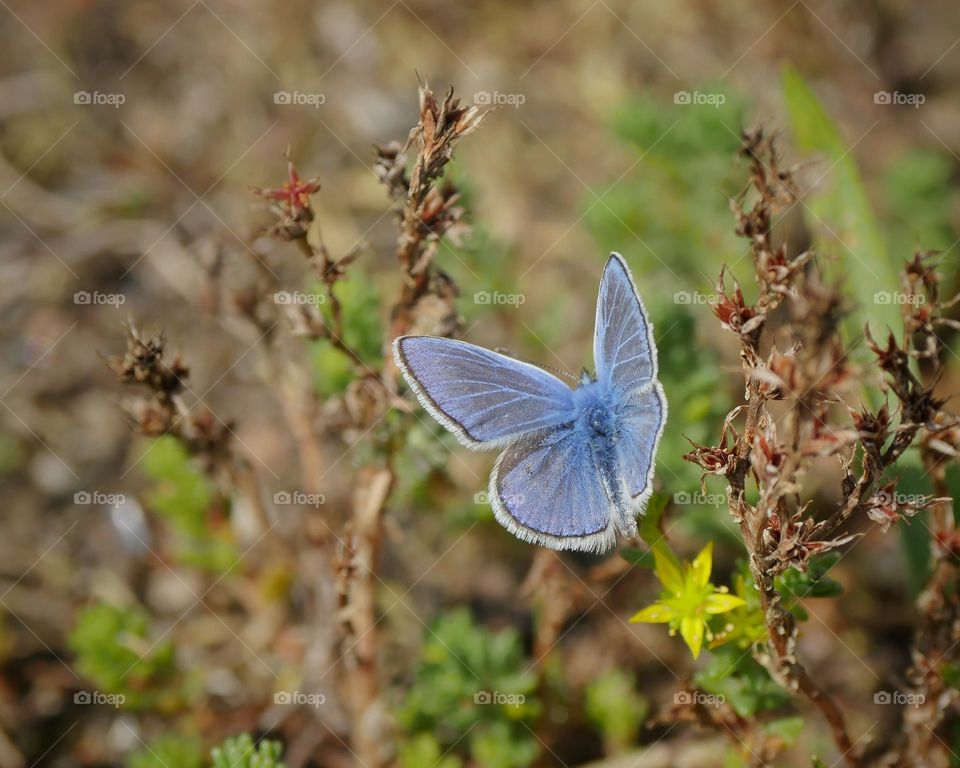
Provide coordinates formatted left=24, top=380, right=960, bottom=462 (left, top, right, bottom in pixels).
left=579, top=368, right=594, bottom=386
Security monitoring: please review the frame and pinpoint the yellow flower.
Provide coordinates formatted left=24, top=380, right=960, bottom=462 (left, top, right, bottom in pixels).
left=630, top=542, right=745, bottom=659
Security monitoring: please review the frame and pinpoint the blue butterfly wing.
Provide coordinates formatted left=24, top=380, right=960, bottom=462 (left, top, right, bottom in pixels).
left=615, top=382, right=668, bottom=501
left=393, top=336, right=575, bottom=448
left=593, top=253, right=658, bottom=393
left=490, top=423, right=616, bottom=553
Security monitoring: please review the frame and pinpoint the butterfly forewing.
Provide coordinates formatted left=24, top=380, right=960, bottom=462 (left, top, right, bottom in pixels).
left=394, top=336, right=575, bottom=448
left=593, top=253, right=658, bottom=393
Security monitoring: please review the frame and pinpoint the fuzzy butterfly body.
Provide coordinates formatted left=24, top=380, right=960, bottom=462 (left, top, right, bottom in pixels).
left=393, top=253, right=667, bottom=553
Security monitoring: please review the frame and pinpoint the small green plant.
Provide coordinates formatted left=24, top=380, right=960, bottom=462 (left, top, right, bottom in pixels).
left=129, top=734, right=203, bottom=768
left=141, top=436, right=236, bottom=572
left=69, top=603, right=176, bottom=709
left=211, top=734, right=286, bottom=768
left=584, top=670, right=649, bottom=755
left=694, top=647, right=790, bottom=718
left=397, top=733, right=462, bottom=768
left=397, top=609, right=539, bottom=768
left=310, top=276, right=384, bottom=397
left=128, top=733, right=285, bottom=768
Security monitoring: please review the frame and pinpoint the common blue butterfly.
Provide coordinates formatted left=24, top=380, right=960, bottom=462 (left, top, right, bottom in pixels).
left=393, top=253, right=667, bottom=553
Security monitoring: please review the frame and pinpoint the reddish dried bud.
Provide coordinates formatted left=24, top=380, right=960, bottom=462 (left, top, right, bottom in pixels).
left=760, top=346, right=797, bottom=397
left=752, top=429, right=786, bottom=479
left=850, top=404, right=889, bottom=446
left=864, top=483, right=945, bottom=533
left=712, top=280, right=761, bottom=335
left=683, top=438, right=736, bottom=478
left=866, top=327, right=908, bottom=375
left=252, top=154, right=321, bottom=241
left=764, top=514, right=858, bottom=570
left=904, top=250, right=940, bottom=298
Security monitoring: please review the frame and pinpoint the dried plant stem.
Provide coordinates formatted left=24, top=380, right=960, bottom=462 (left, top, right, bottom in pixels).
left=889, top=407, right=960, bottom=762
left=686, top=129, right=866, bottom=764
left=376, top=83, right=491, bottom=386
left=337, top=466, right=394, bottom=768
left=684, top=131, right=960, bottom=766
left=729, top=345, right=860, bottom=764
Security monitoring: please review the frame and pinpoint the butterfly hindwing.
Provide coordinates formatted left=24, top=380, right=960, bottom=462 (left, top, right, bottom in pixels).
left=489, top=423, right=617, bottom=553
left=615, top=382, right=668, bottom=501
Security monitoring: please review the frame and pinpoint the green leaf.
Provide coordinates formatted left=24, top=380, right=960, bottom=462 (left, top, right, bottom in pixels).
left=695, top=646, right=789, bottom=717
left=765, top=716, right=805, bottom=746
left=941, top=662, right=960, bottom=690
left=638, top=492, right=670, bottom=547
left=619, top=547, right=655, bottom=568
left=897, top=464, right=938, bottom=595
left=142, top=437, right=213, bottom=539
left=775, top=552, right=844, bottom=618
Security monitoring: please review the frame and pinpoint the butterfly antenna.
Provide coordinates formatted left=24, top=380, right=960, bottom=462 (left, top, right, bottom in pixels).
left=493, top=347, right=579, bottom=383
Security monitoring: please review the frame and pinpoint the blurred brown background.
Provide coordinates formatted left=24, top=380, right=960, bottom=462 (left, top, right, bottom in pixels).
left=2, top=0, right=960, bottom=766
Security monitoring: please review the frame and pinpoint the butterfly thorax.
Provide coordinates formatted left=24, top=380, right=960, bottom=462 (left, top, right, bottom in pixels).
left=572, top=381, right=616, bottom=438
